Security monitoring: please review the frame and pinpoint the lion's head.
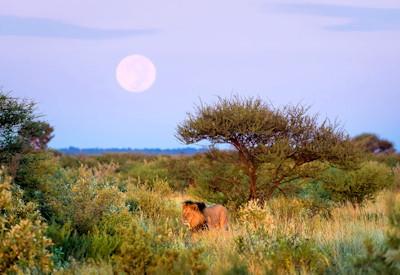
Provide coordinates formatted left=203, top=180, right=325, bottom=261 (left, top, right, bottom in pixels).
left=182, top=200, right=207, bottom=231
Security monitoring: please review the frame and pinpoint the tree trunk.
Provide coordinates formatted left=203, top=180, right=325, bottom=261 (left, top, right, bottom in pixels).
left=248, top=166, right=257, bottom=201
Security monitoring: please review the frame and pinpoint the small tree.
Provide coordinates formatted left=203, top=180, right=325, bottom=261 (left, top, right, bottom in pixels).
left=177, top=96, right=358, bottom=201
left=0, top=91, right=54, bottom=171
left=352, top=133, right=395, bottom=154
left=0, top=92, right=35, bottom=163
left=19, top=121, right=54, bottom=151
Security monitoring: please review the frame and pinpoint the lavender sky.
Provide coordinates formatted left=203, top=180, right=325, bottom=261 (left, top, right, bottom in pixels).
left=1, top=0, right=399, bottom=149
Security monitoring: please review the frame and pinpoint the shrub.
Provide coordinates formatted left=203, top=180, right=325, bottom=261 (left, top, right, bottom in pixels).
left=112, top=217, right=207, bottom=274
left=47, top=219, right=122, bottom=263
left=66, top=164, right=125, bottom=233
left=321, top=161, right=393, bottom=206
left=234, top=230, right=329, bottom=274
left=1, top=219, right=53, bottom=273
left=0, top=170, right=53, bottom=273
left=266, top=234, right=329, bottom=274
left=237, top=200, right=274, bottom=231
left=14, top=151, right=58, bottom=190
left=353, top=195, right=400, bottom=274
left=13, top=151, right=58, bottom=219
left=125, top=178, right=179, bottom=223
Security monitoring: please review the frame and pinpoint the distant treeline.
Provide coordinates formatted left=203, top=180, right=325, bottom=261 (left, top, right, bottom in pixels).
left=56, top=146, right=208, bottom=155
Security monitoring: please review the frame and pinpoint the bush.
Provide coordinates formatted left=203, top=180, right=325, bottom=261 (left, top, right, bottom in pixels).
left=47, top=221, right=121, bottom=263
left=234, top=229, right=329, bottom=274
left=52, top=164, right=125, bottom=233
left=14, top=151, right=58, bottom=190
left=112, top=217, right=207, bottom=274
left=14, top=151, right=58, bottom=219
left=125, top=178, right=179, bottom=222
left=321, top=161, right=393, bottom=206
left=0, top=170, right=53, bottom=273
left=353, top=195, right=400, bottom=274
left=237, top=200, right=274, bottom=231
left=267, top=234, right=329, bottom=274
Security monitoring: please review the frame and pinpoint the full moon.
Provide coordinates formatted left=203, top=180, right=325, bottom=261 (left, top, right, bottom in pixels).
left=116, top=54, right=156, bottom=93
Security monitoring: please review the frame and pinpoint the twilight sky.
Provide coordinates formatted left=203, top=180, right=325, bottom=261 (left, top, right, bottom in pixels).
left=1, top=0, right=399, bottom=149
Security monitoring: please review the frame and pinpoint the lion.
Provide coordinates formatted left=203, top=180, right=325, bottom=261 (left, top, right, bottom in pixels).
left=182, top=200, right=229, bottom=232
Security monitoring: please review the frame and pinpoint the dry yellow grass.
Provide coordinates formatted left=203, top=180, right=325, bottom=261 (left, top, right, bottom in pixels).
left=175, top=191, right=399, bottom=274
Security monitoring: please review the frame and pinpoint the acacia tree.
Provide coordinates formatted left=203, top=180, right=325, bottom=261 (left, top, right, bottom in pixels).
left=177, top=96, right=358, bottom=201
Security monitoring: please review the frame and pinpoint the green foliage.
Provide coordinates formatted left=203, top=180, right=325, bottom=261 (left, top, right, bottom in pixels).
left=19, top=120, right=54, bottom=151
left=235, top=229, right=329, bottom=274
left=299, top=179, right=335, bottom=217
left=70, top=174, right=125, bottom=233
left=160, top=155, right=200, bottom=191
left=40, top=163, right=125, bottom=233
left=40, top=163, right=206, bottom=273
left=267, top=235, right=329, bottom=274
left=47, top=222, right=90, bottom=261
left=177, top=96, right=359, bottom=201
left=187, top=150, right=248, bottom=206
left=0, top=92, right=35, bottom=163
left=14, top=151, right=57, bottom=190
left=124, top=158, right=169, bottom=183
left=112, top=216, right=207, bottom=275
left=321, top=161, right=393, bottom=206
left=353, top=196, right=400, bottom=274
left=14, top=151, right=58, bottom=220
left=0, top=149, right=397, bottom=274
left=126, top=178, right=179, bottom=222
left=4, top=90, right=398, bottom=274
left=0, top=92, right=54, bottom=167
left=47, top=221, right=121, bottom=262
left=222, top=261, right=249, bottom=275
left=0, top=170, right=53, bottom=273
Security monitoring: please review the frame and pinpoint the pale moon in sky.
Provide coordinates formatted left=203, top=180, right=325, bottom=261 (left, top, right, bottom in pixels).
left=116, top=54, right=156, bottom=93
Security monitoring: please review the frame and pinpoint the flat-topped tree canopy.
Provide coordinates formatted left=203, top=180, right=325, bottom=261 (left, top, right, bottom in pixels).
left=177, top=96, right=360, bottom=201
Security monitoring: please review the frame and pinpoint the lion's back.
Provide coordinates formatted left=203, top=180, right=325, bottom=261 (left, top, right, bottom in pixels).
left=204, top=204, right=229, bottom=230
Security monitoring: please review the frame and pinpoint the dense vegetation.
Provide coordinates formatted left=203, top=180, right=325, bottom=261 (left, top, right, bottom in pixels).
left=1, top=92, right=399, bottom=274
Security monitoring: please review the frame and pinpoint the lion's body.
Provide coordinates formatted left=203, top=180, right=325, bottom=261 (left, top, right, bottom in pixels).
left=203, top=205, right=229, bottom=230
left=182, top=201, right=229, bottom=232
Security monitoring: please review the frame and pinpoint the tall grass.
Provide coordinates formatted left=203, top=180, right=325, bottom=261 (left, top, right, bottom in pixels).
left=189, top=193, right=394, bottom=274
left=52, top=172, right=396, bottom=274
left=4, top=158, right=397, bottom=274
